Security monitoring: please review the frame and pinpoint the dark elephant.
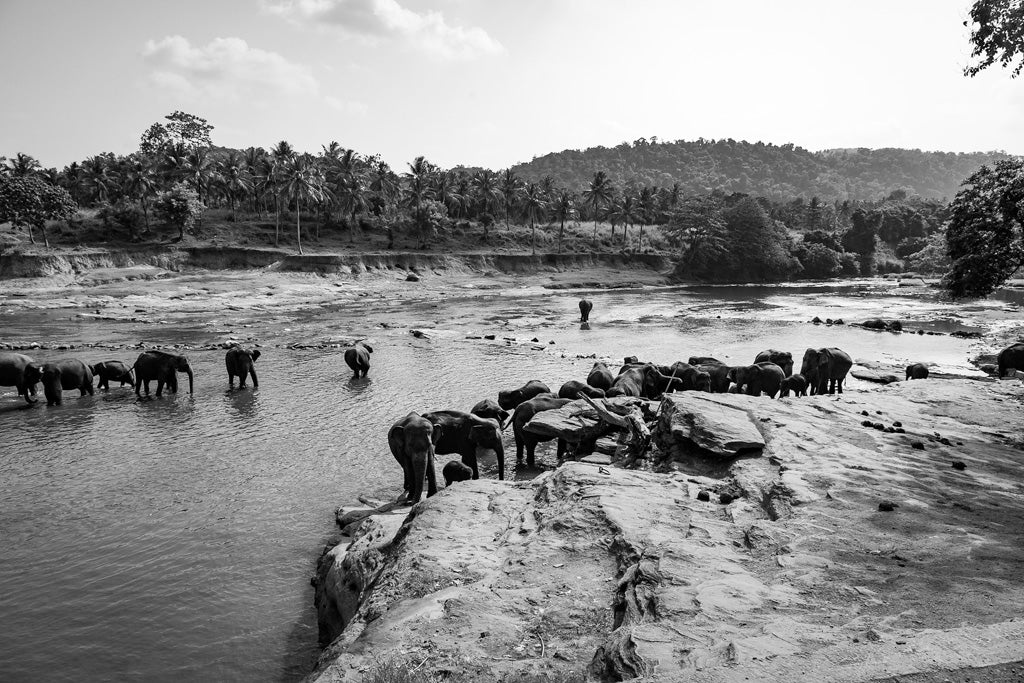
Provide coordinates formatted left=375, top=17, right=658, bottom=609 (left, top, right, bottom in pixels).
left=442, top=459, right=473, bottom=486
left=753, top=349, right=793, bottom=377
left=579, top=299, right=593, bottom=322
left=587, top=362, right=614, bottom=390
left=470, top=398, right=510, bottom=429
left=558, top=380, right=606, bottom=400
left=689, top=358, right=732, bottom=393
left=423, top=410, right=505, bottom=480
left=90, top=360, right=135, bottom=391
left=607, top=364, right=647, bottom=397
left=905, top=363, right=930, bottom=380
left=656, top=363, right=712, bottom=392
left=497, top=380, right=551, bottom=410
left=800, top=347, right=853, bottom=395
left=225, top=346, right=260, bottom=388
left=512, top=396, right=572, bottom=467
left=344, top=342, right=373, bottom=378
left=133, top=350, right=194, bottom=397
left=997, top=343, right=1024, bottom=378
left=388, top=412, right=440, bottom=503
left=727, top=362, right=786, bottom=398
left=0, top=352, right=42, bottom=404
left=779, top=373, right=808, bottom=397
left=41, top=359, right=94, bottom=405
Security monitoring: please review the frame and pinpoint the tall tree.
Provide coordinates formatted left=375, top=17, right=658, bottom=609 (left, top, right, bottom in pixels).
left=521, top=182, right=547, bottom=255
left=472, top=169, right=501, bottom=239
left=636, top=186, right=657, bottom=251
left=269, top=141, right=295, bottom=247
left=550, top=190, right=576, bottom=254
left=281, top=155, right=324, bottom=255
left=582, top=170, right=614, bottom=242
left=123, top=156, right=159, bottom=235
left=5, top=153, right=42, bottom=178
left=964, top=0, right=1024, bottom=78
left=499, top=169, right=523, bottom=231
left=945, top=158, right=1024, bottom=297
left=217, top=151, right=252, bottom=221
left=0, top=174, right=78, bottom=248
left=153, top=182, right=205, bottom=241
left=139, top=111, right=214, bottom=156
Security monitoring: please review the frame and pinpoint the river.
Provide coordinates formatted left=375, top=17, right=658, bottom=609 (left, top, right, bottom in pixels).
left=0, top=274, right=1021, bottom=681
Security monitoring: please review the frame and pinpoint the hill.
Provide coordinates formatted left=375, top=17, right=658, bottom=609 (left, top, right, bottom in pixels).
left=511, top=138, right=1014, bottom=201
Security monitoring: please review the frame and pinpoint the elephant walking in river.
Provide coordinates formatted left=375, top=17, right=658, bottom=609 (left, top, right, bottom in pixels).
left=0, top=352, right=42, bottom=404
left=344, top=342, right=372, bottom=378
left=579, top=299, right=593, bottom=322
left=91, top=361, right=135, bottom=390
left=997, top=343, right=1024, bottom=378
left=133, top=350, right=194, bottom=397
left=225, top=347, right=260, bottom=388
left=41, top=359, right=94, bottom=405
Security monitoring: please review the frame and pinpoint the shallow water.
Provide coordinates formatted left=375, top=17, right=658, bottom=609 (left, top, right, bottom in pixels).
left=0, top=278, right=1020, bottom=681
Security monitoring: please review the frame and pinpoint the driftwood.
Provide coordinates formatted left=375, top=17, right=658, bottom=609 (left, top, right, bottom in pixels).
left=581, top=395, right=652, bottom=467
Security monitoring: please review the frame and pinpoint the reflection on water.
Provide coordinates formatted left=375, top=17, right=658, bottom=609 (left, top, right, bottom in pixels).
left=0, top=282, right=1020, bottom=682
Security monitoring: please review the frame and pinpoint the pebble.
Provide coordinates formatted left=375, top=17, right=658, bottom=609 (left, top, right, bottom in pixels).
left=878, top=501, right=898, bottom=512
left=696, top=490, right=711, bottom=502
left=893, top=421, right=902, bottom=428
left=939, top=437, right=952, bottom=446
left=952, top=461, right=966, bottom=470
left=911, top=441, right=925, bottom=450
left=719, top=492, right=735, bottom=505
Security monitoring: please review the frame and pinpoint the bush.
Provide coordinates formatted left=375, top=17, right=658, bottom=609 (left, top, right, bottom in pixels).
left=874, top=254, right=904, bottom=274
left=360, top=658, right=434, bottom=683
left=895, top=236, right=928, bottom=258
left=839, top=252, right=860, bottom=277
left=797, top=243, right=842, bottom=278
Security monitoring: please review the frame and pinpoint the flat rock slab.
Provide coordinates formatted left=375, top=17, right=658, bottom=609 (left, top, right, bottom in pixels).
left=523, top=396, right=655, bottom=442
left=851, top=367, right=901, bottom=384
left=657, top=392, right=766, bottom=456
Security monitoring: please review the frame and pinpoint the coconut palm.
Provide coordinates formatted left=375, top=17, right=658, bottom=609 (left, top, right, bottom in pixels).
left=269, top=141, right=295, bottom=247
left=582, top=170, right=614, bottom=243
left=82, top=155, right=117, bottom=205
left=337, top=171, right=369, bottom=243
left=243, top=147, right=269, bottom=215
left=281, top=154, right=324, bottom=255
left=551, top=190, right=576, bottom=254
left=636, top=186, right=657, bottom=252
left=369, top=160, right=399, bottom=219
left=5, top=153, right=42, bottom=177
left=403, top=156, right=435, bottom=223
left=123, top=156, right=159, bottom=235
left=521, top=182, right=548, bottom=256
left=499, top=169, right=523, bottom=231
left=607, top=192, right=637, bottom=246
left=184, top=147, right=216, bottom=206
left=472, top=169, right=501, bottom=240
left=217, top=151, right=252, bottom=220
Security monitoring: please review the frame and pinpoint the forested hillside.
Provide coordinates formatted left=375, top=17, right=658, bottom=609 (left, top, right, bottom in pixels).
left=512, top=138, right=1013, bottom=201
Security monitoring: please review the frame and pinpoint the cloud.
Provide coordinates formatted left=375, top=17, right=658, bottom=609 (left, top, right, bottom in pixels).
left=142, top=35, right=320, bottom=99
left=325, top=95, right=369, bottom=115
left=265, top=0, right=503, bottom=60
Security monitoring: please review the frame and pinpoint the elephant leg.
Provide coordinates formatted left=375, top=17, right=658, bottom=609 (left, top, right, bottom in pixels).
left=238, top=371, right=247, bottom=388
left=249, top=368, right=258, bottom=388
left=526, top=439, right=538, bottom=468
left=461, top=452, right=480, bottom=480
left=836, top=378, right=844, bottom=394
left=156, top=378, right=165, bottom=397
left=229, top=372, right=236, bottom=388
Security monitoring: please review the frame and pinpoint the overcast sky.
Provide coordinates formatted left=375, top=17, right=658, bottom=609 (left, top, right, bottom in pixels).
left=1, top=0, right=1021, bottom=171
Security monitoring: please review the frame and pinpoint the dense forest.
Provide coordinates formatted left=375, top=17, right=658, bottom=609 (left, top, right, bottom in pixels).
left=511, top=138, right=1011, bottom=201
left=0, top=112, right=1015, bottom=286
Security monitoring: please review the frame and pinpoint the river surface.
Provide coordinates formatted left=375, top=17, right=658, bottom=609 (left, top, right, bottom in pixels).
left=0, top=275, right=1021, bottom=682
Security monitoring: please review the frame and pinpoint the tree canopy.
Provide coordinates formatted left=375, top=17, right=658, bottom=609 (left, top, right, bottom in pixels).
left=0, top=174, right=78, bottom=248
left=139, top=111, right=214, bottom=156
left=964, top=0, right=1024, bottom=78
left=944, top=158, right=1024, bottom=297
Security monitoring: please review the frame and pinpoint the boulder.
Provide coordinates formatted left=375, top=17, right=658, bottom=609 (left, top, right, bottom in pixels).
left=851, top=368, right=901, bottom=384
left=523, top=396, right=654, bottom=443
left=654, top=393, right=765, bottom=457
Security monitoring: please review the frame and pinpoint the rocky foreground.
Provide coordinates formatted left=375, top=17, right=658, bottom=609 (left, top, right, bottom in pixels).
left=310, top=379, right=1024, bottom=682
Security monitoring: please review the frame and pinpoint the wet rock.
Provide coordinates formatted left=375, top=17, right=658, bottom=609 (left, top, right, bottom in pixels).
left=696, top=490, right=711, bottom=502
left=530, top=337, right=539, bottom=342
left=405, top=273, right=420, bottom=282
left=524, top=396, right=653, bottom=443
left=893, top=421, right=903, bottom=428
left=410, top=329, right=429, bottom=339
left=484, top=334, right=496, bottom=340
left=851, top=368, right=900, bottom=384
left=878, top=501, right=898, bottom=512
left=861, top=410, right=870, bottom=416
left=719, top=492, right=736, bottom=505
left=939, top=437, right=952, bottom=446
left=861, top=420, right=874, bottom=427
left=952, top=461, right=967, bottom=470
left=950, top=330, right=983, bottom=339
left=655, top=393, right=766, bottom=457
left=812, top=316, right=823, bottom=324
left=911, top=441, right=925, bottom=450
left=873, top=422, right=885, bottom=430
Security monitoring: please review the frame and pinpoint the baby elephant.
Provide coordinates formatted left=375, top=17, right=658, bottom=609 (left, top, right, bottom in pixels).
left=579, top=299, right=593, bottom=322
left=91, top=360, right=135, bottom=390
left=779, top=373, right=808, bottom=397
left=443, top=460, right=473, bottom=486
left=344, top=342, right=373, bottom=378
left=906, top=363, right=929, bottom=380
left=225, top=346, right=260, bottom=388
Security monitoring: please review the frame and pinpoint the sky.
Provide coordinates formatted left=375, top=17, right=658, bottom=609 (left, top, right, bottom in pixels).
left=1, top=0, right=1021, bottom=172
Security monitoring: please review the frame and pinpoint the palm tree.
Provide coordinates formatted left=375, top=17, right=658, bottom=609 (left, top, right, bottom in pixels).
left=403, top=156, right=436, bottom=244
left=184, top=147, right=215, bottom=205
left=243, top=147, right=268, bottom=215
left=82, top=155, right=116, bottom=205
left=369, top=160, right=399, bottom=219
left=521, top=182, right=547, bottom=255
left=218, top=151, right=252, bottom=221
left=281, top=154, right=324, bottom=255
left=636, top=186, right=657, bottom=252
left=607, top=193, right=637, bottom=246
left=123, top=156, right=159, bottom=235
left=472, top=169, right=501, bottom=240
left=6, top=153, right=42, bottom=177
left=499, top=169, right=523, bottom=231
left=269, top=141, right=295, bottom=247
left=582, top=171, right=614, bottom=243
left=337, top=171, right=369, bottom=243
left=551, top=190, right=576, bottom=254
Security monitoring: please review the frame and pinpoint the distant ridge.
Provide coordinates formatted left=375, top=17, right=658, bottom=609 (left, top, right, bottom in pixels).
left=510, top=138, right=1015, bottom=201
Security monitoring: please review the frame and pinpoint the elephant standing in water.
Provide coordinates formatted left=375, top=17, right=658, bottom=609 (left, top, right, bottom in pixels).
left=997, top=342, right=1024, bottom=378
left=905, top=363, right=930, bottom=380
left=497, top=380, right=551, bottom=411
left=40, top=359, right=94, bottom=405
left=225, top=347, right=260, bottom=388
left=728, top=362, right=786, bottom=398
left=579, top=299, right=593, bottom=322
left=423, top=410, right=505, bottom=480
left=0, top=352, right=42, bottom=404
left=800, top=347, right=853, bottom=395
left=388, top=412, right=440, bottom=503
left=91, top=361, right=135, bottom=390
left=344, top=342, right=373, bottom=378
left=133, top=350, right=194, bottom=397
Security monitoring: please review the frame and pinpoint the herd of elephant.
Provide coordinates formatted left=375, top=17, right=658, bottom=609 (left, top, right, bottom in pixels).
left=386, top=343, right=940, bottom=504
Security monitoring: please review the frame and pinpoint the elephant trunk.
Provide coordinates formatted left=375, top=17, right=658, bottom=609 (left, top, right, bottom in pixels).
left=494, top=441, right=505, bottom=481
left=410, top=449, right=428, bottom=503
left=186, top=367, right=194, bottom=394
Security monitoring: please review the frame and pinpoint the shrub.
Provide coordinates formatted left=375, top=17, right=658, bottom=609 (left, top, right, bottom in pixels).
left=361, top=658, right=435, bottom=683
left=895, top=236, right=928, bottom=258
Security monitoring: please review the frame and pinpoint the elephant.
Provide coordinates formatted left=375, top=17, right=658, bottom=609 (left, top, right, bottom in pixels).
left=800, top=347, right=853, bottom=395
left=0, top=352, right=43, bottom=404
left=442, top=460, right=473, bottom=486
left=587, top=362, right=614, bottom=390
left=225, top=346, right=260, bottom=388
left=727, top=362, right=786, bottom=398
left=690, top=359, right=732, bottom=393
left=558, top=380, right=606, bottom=400
left=607, top=364, right=647, bottom=397
left=511, top=396, right=572, bottom=468
left=388, top=412, right=440, bottom=503
left=579, top=299, right=593, bottom=322
left=497, top=380, right=551, bottom=410
left=753, top=349, right=793, bottom=377
left=344, top=342, right=373, bottom=378
left=470, top=398, right=510, bottom=429
left=90, top=360, right=135, bottom=391
left=779, top=373, right=808, bottom=397
left=656, top=363, right=712, bottom=392
left=40, top=359, right=94, bottom=405
left=905, top=363, right=930, bottom=380
left=423, top=410, right=505, bottom=480
left=997, top=342, right=1024, bottom=378
left=133, top=350, right=194, bottom=397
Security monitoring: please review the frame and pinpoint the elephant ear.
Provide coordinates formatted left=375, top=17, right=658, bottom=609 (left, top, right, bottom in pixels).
left=429, top=423, right=442, bottom=445
left=818, top=349, right=831, bottom=367
left=362, top=343, right=374, bottom=354
left=251, top=350, right=261, bottom=362
left=470, top=423, right=496, bottom=443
